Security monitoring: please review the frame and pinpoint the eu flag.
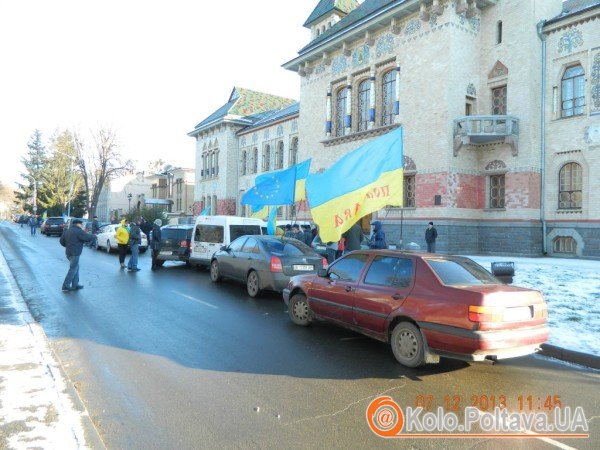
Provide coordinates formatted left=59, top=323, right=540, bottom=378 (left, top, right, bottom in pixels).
left=241, top=165, right=296, bottom=208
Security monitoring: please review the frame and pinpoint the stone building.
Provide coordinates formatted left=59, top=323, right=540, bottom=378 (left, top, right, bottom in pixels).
left=280, top=0, right=600, bottom=257
left=96, top=172, right=152, bottom=222
left=139, top=167, right=196, bottom=218
left=188, top=87, right=296, bottom=216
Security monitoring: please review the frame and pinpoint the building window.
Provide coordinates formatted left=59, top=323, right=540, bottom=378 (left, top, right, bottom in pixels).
left=561, top=65, right=585, bottom=118
left=215, top=151, right=219, bottom=176
left=553, top=236, right=576, bottom=254
left=559, top=162, right=582, bottom=209
left=241, top=151, right=247, bottom=175
left=496, top=21, right=502, bottom=44
left=276, top=141, right=284, bottom=169
left=358, top=79, right=371, bottom=131
left=492, top=86, right=507, bottom=115
left=252, top=148, right=258, bottom=173
left=335, top=87, right=348, bottom=136
left=381, top=70, right=396, bottom=126
left=404, top=175, right=415, bottom=207
left=263, top=145, right=271, bottom=172
left=489, top=174, right=505, bottom=209
left=290, top=137, right=298, bottom=166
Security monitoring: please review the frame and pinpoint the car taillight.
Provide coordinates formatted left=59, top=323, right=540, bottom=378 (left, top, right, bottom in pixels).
left=270, top=256, right=283, bottom=273
left=180, top=240, right=189, bottom=248
left=468, top=305, right=503, bottom=323
left=322, top=258, right=328, bottom=269
left=533, top=303, right=548, bottom=319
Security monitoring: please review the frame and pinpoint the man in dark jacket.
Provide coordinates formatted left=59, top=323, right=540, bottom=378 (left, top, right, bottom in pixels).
left=151, top=219, right=162, bottom=271
left=342, top=221, right=363, bottom=254
left=290, top=224, right=305, bottom=243
left=91, top=216, right=99, bottom=234
left=368, top=221, right=387, bottom=249
left=425, top=221, right=438, bottom=253
left=127, top=217, right=142, bottom=271
left=59, top=219, right=94, bottom=292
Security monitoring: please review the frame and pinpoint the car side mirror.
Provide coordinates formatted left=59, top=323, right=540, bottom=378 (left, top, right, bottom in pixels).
left=221, top=245, right=228, bottom=251
left=317, top=268, right=328, bottom=278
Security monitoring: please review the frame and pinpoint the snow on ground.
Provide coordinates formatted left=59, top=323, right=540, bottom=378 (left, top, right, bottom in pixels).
left=466, top=255, right=600, bottom=357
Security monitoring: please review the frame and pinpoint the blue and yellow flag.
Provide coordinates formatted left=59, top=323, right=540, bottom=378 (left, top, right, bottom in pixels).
left=256, top=159, right=311, bottom=203
left=250, top=206, right=268, bottom=219
left=266, top=207, right=278, bottom=235
left=200, top=207, right=210, bottom=216
left=305, top=127, right=404, bottom=243
left=242, top=165, right=296, bottom=208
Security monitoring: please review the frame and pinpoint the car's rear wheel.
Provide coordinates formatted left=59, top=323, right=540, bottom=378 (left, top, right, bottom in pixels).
left=390, top=322, right=425, bottom=368
left=246, top=270, right=260, bottom=298
left=288, top=293, right=312, bottom=326
left=210, top=260, right=221, bottom=282
left=156, top=260, right=165, bottom=267
left=106, top=241, right=112, bottom=254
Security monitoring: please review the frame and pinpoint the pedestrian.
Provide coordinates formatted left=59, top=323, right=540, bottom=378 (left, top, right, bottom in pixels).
left=139, top=217, right=153, bottom=237
left=425, top=221, right=438, bottom=253
left=59, top=219, right=94, bottom=292
left=325, top=240, right=338, bottom=264
left=115, top=219, right=130, bottom=269
left=342, top=221, right=363, bottom=254
left=368, top=221, right=387, bottom=249
left=283, top=224, right=293, bottom=238
left=28, top=215, right=37, bottom=236
left=127, top=217, right=142, bottom=272
left=151, top=219, right=162, bottom=271
left=91, top=215, right=99, bottom=235
left=290, top=224, right=304, bottom=243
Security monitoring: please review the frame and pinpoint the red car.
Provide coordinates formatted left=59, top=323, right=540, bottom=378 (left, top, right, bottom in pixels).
left=283, top=251, right=549, bottom=368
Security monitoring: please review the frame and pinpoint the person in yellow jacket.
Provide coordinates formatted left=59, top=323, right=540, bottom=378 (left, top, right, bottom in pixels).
left=114, top=219, right=130, bottom=269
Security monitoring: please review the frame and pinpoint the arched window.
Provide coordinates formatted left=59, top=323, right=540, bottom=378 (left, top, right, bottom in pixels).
left=559, top=162, right=582, bottom=209
left=252, top=148, right=258, bottom=173
left=276, top=141, right=284, bottom=169
left=381, top=70, right=396, bottom=126
left=335, top=87, right=348, bottom=136
left=215, top=150, right=219, bottom=176
left=263, top=145, right=271, bottom=172
left=358, top=79, right=371, bottom=131
left=241, top=151, right=247, bottom=175
left=561, top=65, right=585, bottom=117
left=208, top=153, right=214, bottom=177
left=290, top=137, right=298, bottom=166
left=553, top=236, right=576, bottom=254
left=212, top=195, right=217, bottom=215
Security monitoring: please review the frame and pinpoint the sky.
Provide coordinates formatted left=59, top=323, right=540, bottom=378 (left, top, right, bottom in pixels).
left=0, top=0, right=312, bottom=186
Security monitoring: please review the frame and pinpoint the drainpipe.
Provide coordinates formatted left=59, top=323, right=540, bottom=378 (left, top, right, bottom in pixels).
left=536, top=20, right=548, bottom=255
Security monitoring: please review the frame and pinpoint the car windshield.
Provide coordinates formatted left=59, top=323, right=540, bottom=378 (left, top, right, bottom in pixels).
left=426, top=258, right=499, bottom=286
left=46, top=218, right=64, bottom=224
left=263, top=239, right=313, bottom=256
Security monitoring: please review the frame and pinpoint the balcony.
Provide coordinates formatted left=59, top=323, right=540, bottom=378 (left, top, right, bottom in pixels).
left=453, top=115, right=519, bottom=156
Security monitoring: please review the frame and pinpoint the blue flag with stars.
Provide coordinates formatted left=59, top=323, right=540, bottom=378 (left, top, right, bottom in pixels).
left=241, top=165, right=296, bottom=208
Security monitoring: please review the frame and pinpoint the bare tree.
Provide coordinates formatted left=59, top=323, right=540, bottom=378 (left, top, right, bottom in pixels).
left=74, top=128, right=132, bottom=217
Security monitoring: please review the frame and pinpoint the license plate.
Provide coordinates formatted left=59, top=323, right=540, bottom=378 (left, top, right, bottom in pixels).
left=293, top=264, right=314, bottom=271
left=315, top=245, right=326, bottom=251
left=51, top=225, right=58, bottom=228
left=160, top=251, right=173, bottom=256
left=504, top=306, right=532, bottom=322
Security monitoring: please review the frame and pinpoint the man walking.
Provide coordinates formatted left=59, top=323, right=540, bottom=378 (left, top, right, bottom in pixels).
left=342, top=221, right=363, bottom=254
left=425, top=222, right=438, bottom=253
left=28, top=215, right=38, bottom=236
left=115, top=219, right=130, bottom=269
left=59, top=219, right=94, bottom=292
left=151, top=219, right=162, bottom=271
left=127, top=217, right=142, bottom=271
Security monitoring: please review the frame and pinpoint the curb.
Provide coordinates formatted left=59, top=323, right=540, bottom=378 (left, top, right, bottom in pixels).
left=540, top=343, right=600, bottom=370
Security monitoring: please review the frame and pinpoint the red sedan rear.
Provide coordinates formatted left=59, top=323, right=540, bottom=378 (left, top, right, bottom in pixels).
left=282, top=251, right=549, bottom=368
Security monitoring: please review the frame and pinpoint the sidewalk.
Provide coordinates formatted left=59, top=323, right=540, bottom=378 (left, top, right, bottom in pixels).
left=0, top=247, right=93, bottom=449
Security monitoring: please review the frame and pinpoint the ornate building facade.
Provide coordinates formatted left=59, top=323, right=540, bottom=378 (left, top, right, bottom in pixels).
left=281, top=0, right=600, bottom=257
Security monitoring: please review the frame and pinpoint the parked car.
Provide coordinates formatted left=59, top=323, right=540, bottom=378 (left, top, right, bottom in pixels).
left=155, top=224, right=194, bottom=266
left=42, top=217, right=67, bottom=236
left=210, top=235, right=328, bottom=298
left=283, top=251, right=549, bottom=368
left=94, top=224, right=148, bottom=253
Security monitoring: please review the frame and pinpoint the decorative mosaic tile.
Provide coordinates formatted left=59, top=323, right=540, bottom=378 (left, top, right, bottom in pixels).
left=591, top=52, right=600, bottom=112
left=314, top=64, right=326, bottom=75
left=352, top=44, right=370, bottom=68
left=332, top=55, right=348, bottom=75
left=429, top=14, right=438, bottom=28
left=466, top=83, right=476, bottom=97
left=405, top=19, right=421, bottom=35
left=558, top=29, right=583, bottom=54
left=469, top=17, right=480, bottom=33
left=277, top=125, right=284, bottom=136
left=375, top=33, right=395, bottom=58
left=459, top=14, right=466, bottom=25
left=584, top=125, right=600, bottom=144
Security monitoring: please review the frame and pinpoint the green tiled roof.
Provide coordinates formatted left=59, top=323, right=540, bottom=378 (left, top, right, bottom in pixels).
left=304, top=0, right=360, bottom=27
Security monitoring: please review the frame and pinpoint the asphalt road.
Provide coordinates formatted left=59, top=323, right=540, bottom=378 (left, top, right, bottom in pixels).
left=1, top=222, right=598, bottom=450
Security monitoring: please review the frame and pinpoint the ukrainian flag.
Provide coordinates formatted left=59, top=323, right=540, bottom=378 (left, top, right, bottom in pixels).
left=255, top=159, right=312, bottom=203
left=250, top=206, right=268, bottom=219
left=305, top=127, right=404, bottom=243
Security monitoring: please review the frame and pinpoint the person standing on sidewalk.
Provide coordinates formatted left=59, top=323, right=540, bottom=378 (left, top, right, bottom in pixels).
left=425, top=222, right=438, bottom=253
left=127, top=217, right=142, bottom=272
left=115, top=219, right=130, bottom=269
left=28, top=215, right=37, bottom=236
left=342, top=221, right=363, bottom=254
left=59, top=219, right=94, bottom=292
left=150, top=219, right=162, bottom=271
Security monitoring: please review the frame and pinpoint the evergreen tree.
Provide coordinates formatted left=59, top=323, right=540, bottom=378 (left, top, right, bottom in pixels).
left=14, top=130, right=47, bottom=213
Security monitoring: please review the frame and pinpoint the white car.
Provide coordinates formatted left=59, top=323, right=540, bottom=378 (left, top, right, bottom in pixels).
left=95, top=224, right=148, bottom=253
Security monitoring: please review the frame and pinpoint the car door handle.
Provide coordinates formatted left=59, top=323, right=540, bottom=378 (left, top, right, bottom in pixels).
left=344, top=286, right=353, bottom=293
left=392, top=294, right=404, bottom=300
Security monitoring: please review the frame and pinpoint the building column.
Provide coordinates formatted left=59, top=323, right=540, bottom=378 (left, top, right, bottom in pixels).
left=369, top=70, right=376, bottom=129
left=345, top=78, right=352, bottom=134
left=326, top=88, right=332, bottom=137
left=394, top=63, right=401, bottom=123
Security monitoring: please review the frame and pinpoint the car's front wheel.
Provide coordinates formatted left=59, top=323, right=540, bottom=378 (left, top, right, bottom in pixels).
left=210, top=260, right=221, bottom=282
left=288, top=293, right=312, bottom=326
left=390, top=322, right=425, bottom=368
left=246, top=270, right=261, bottom=298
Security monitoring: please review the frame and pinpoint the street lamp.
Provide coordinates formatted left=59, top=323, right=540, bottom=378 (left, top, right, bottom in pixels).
left=127, top=193, right=132, bottom=212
